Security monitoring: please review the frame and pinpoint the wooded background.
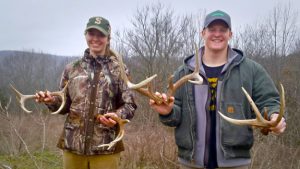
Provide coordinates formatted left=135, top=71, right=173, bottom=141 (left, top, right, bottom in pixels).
left=0, top=3, right=299, bottom=169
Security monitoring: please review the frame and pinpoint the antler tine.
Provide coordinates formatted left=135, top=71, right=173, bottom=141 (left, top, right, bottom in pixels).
left=50, top=82, right=69, bottom=114
left=167, top=43, right=203, bottom=96
left=218, top=84, right=285, bottom=128
left=96, top=114, right=130, bottom=150
left=110, top=49, right=157, bottom=89
left=10, top=84, right=36, bottom=113
left=10, top=83, right=68, bottom=114
left=241, top=87, right=267, bottom=124
left=188, top=43, right=202, bottom=84
left=271, top=83, right=285, bottom=126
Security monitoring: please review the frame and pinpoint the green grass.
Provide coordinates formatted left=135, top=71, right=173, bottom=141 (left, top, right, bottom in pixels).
left=0, top=151, right=62, bottom=169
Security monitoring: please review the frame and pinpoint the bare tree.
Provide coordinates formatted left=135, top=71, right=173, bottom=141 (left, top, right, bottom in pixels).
left=119, top=3, right=205, bottom=90
left=233, top=3, right=298, bottom=82
left=266, top=2, right=298, bottom=81
left=234, top=22, right=271, bottom=60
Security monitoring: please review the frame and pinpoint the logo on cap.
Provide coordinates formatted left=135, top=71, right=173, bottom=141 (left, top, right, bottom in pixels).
left=95, top=17, right=102, bottom=24
left=211, top=12, right=225, bottom=17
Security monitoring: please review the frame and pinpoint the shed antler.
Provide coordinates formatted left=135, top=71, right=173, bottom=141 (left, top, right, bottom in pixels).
left=113, top=43, right=203, bottom=104
left=95, top=114, right=130, bottom=150
left=218, top=84, right=285, bottom=135
left=10, top=83, right=68, bottom=114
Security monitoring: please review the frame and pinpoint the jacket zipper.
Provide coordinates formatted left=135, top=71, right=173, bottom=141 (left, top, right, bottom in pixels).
left=187, top=86, right=195, bottom=163
left=203, top=75, right=211, bottom=167
left=84, top=59, right=99, bottom=154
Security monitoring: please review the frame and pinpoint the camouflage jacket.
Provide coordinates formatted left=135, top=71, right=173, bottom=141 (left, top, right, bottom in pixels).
left=48, top=49, right=137, bottom=155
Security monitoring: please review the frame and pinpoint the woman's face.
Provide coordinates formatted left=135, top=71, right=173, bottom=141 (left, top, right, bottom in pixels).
left=85, top=28, right=109, bottom=56
left=202, top=20, right=232, bottom=53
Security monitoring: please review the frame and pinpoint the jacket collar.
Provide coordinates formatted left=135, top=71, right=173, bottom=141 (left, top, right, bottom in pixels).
left=83, top=48, right=113, bottom=65
left=184, top=46, right=244, bottom=73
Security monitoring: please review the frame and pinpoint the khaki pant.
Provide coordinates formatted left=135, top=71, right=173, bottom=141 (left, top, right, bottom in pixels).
left=180, top=164, right=249, bottom=169
left=63, top=151, right=120, bottom=169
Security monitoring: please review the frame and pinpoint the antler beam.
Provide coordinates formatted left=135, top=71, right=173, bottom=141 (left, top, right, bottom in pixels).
left=95, top=114, right=129, bottom=150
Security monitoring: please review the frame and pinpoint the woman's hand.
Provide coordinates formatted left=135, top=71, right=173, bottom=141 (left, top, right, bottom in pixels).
left=97, top=112, right=118, bottom=127
left=35, top=91, right=56, bottom=105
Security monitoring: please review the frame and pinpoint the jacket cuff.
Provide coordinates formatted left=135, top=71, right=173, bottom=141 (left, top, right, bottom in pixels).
left=159, top=109, right=174, bottom=122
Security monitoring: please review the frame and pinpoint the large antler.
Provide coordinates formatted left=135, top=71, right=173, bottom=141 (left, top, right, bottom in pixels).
left=95, top=114, right=130, bottom=150
left=113, top=44, right=203, bottom=104
left=218, top=84, right=285, bottom=135
left=10, top=83, right=68, bottom=114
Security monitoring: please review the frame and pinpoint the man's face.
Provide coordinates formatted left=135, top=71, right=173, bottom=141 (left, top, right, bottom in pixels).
left=85, top=28, right=109, bottom=56
left=202, top=20, right=232, bottom=52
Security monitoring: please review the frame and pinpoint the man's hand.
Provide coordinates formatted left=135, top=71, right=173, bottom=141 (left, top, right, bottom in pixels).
left=149, top=92, right=174, bottom=115
left=97, top=112, right=118, bottom=127
left=269, top=113, right=286, bottom=135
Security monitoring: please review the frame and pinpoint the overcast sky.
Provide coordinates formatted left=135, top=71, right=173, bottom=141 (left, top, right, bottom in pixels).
left=1, top=0, right=299, bottom=56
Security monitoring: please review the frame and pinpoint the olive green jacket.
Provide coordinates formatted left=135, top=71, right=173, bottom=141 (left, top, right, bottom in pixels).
left=160, top=47, right=280, bottom=166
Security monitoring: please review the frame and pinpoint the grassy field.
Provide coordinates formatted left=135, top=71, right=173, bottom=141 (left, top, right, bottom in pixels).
left=0, top=151, right=62, bottom=169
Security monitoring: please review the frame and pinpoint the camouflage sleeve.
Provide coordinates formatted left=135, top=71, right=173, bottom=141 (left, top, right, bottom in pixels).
left=46, top=67, right=71, bottom=115
left=115, top=65, right=137, bottom=120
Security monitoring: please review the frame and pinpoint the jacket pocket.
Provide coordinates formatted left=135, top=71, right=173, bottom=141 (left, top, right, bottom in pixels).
left=175, top=108, right=193, bottom=150
left=220, top=103, right=253, bottom=149
left=63, top=122, right=81, bottom=151
left=91, top=123, right=116, bottom=152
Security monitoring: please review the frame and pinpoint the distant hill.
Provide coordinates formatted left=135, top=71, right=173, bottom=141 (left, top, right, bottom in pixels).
left=0, top=50, right=75, bottom=60
left=0, top=50, right=79, bottom=108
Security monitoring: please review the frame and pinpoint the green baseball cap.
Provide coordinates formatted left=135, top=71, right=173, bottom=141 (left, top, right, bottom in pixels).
left=85, top=16, right=111, bottom=36
left=204, top=10, right=231, bottom=29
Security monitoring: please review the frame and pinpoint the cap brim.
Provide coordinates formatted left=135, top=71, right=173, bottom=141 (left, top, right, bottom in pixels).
left=204, top=18, right=230, bottom=29
left=85, top=26, right=109, bottom=36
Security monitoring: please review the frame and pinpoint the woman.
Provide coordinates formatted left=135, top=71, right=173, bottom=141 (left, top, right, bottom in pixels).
left=35, top=16, right=137, bottom=169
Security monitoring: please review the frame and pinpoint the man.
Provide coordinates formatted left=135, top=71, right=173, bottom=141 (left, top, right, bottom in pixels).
left=36, top=16, right=137, bottom=169
left=150, top=10, right=286, bottom=169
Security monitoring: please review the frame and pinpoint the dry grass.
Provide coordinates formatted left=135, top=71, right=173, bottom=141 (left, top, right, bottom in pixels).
left=251, top=131, right=300, bottom=169
left=120, top=122, right=179, bottom=169
left=0, top=107, right=299, bottom=169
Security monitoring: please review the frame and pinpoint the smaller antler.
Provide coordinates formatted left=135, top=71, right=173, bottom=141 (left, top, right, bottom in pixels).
left=218, top=84, right=285, bottom=134
left=10, top=83, right=68, bottom=114
left=95, top=114, right=130, bottom=150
